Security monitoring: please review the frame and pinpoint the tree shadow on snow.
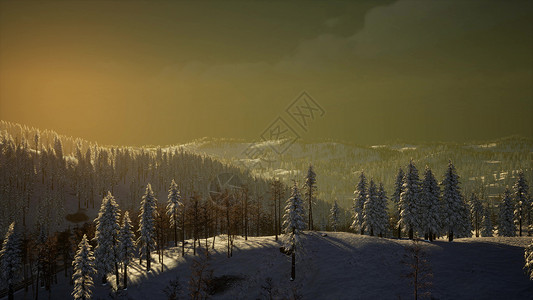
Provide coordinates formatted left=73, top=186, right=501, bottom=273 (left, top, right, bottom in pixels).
left=427, top=240, right=533, bottom=299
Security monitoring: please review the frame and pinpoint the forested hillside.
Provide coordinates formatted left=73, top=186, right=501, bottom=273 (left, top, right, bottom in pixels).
left=0, top=121, right=277, bottom=237
left=179, top=136, right=533, bottom=226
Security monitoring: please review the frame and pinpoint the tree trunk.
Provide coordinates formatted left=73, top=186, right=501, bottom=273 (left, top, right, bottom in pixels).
left=227, top=202, right=231, bottom=258
left=182, top=218, right=186, bottom=257
left=212, top=209, right=218, bottom=249
left=448, top=230, right=454, bottom=242
left=8, top=283, right=13, bottom=300
left=397, top=224, right=401, bottom=239
left=146, top=249, right=151, bottom=272
left=174, top=216, right=178, bottom=247
left=115, top=261, right=120, bottom=289
left=30, top=258, right=35, bottom=299
left=308, top=188, right=313, bottom=231
left=123, top=262, right=128, bottom=289
left=23, top=206, right=26, bottom=227
left=24, top=257, right=29, bottom=292
left=277, top=193, right=282, bottom=238
left=291, top=251, right=295, bottom=281
left=63, top=254, right=68, bottom=278
left=35, top=269, right=39, bottom=300
left=408, top=227, right=413, bottom=240
left=475, top=214, right=479, bottom=237
left=274, top=197, right=278, bottom=241
left=161, top=250, right=164, bottom=273
left=244, top=193, right=248, bottom=240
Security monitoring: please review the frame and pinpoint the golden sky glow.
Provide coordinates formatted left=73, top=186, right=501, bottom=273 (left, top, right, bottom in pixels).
left=0, top=0, right=532, bottom=146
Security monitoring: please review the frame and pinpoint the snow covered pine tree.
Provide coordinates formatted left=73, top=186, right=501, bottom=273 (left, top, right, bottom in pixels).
left=0, top=222, right=21, bottom=300
left=513, top=171, right=530, bottom=236
left=167, top=179, right=183, bottom=247
left=363, top=180, right=388, bottom=237
left=93, top=192, right=121, bottom=287
left=72, top=234, right=96, bottom=300
left=137, top=183, right=158, bottom=273
left=420, top=167, right=441, bottom=241
left=376, top=183, right=390, bottom=237
left=442, top=161, right=464, bottom=242
left=304, top=165, right=317, bottom=231
left=283, top=182, right=306, bottom=281
left=524, top=239, right=533, bottom=281
left=352, top=172, right=368, bottom=235
left=118, top=211, right=136, bottom=289
left=393, top=167, right=405, bottom=238
left=456, top=197, right=473, bottom=238
left=399, top=161, right=421, bottom=240
left=499, top=187, right=516, bottom=237
left=330, top=200, right=339, bottom=232
left=470, top=193, right=483, bottom=237
left=481, top=206, right=493, bottom=237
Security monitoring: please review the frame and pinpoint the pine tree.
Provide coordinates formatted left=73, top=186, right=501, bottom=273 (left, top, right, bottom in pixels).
left=167, top=179, right=183, bottom=247
left=304, top=165, right=317, bottom=231
left=420, top=167, right=441, bottom=241
left=513, top=171, right=530, bottom=236
left=480, top=206, right=493, bottom=237
left=470, top=193, right=483, bottom=237
left=137, top=183, right=158, bottom=273
left=363, top=180, right=378, bottom=236
left=352, top=172, right=367, bottom=235
left=399, top=161, right=421, bottom=239
left=93, top=192, right=121, bottom=286
left=72, top=234, right=96, bottom=300
left=0, top=222, right=21, bottom=300
left=363, top=180, right=389, bottom=237
left=330, top=201, right=339, bottom=232
left=499, top=187, right=516, bottom=237
left=282, top=182, right=306, bottom=281
left=524, top=239, right=533, bottom=281
left=393, top=167, right=405, bottom=238
left=376, top=183, right=390, bottom=237
left=118, top=211, right=136, bottom=290
left=442, top=161, right=464, bottom=242
left=456, top=198, right=473, bottom=238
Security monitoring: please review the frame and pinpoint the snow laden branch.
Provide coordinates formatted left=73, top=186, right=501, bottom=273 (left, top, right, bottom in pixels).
left=282, top=182, right=306, bottom=281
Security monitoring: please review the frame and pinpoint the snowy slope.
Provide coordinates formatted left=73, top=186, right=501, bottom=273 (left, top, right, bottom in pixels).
left=10, top=233, right=533, bottom=299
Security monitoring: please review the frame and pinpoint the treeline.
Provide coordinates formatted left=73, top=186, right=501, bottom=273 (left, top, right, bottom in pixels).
left=200, top=137, right=533, bottom=220
left=345, top=160, right=531, bottom=241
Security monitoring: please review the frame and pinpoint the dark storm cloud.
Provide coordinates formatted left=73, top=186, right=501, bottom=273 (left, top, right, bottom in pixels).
left=0, top=0, right=531, bottom=146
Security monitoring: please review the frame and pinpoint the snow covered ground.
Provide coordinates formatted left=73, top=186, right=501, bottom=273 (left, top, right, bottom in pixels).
left=7, top=232, right=533, bottom=299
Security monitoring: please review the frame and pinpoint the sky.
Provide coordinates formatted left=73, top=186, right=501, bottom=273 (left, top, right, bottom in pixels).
left=0, top=0, right=532, bottom=146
